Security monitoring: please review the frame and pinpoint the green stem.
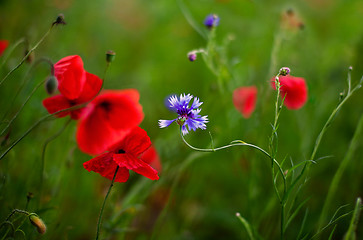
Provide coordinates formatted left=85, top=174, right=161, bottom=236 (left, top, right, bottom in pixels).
left=180, top=130, right=286, bottom=186
left=96, top=166, right=119, bottom=240
left=0, top=102, right=87, bottom=161
left=0, top=38, right=25, bottom=70
left=38, top=118, right=72, bottom=208
left=0, top=25, right=54, bottom=86
left=317, top=114, right=363, bottom=230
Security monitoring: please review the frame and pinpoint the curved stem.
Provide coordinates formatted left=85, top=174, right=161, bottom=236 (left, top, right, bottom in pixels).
left=1, top=77, right=47, bottom=136
left=0, top=102, right=86, bottom=161
left=0, top=25, right=54, bottom=86
left=180, top=130, right=286, bottom=184
left=38, top=118, right=72, bottom=208
left=0, top=38, right=25, bottom=70
left=96, top=166, right=119, bottom=240
left=0, top=57, right=53, bottom=126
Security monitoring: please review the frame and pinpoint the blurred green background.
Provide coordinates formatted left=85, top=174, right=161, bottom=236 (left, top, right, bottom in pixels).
left=1, top=0, right=363, bottom=239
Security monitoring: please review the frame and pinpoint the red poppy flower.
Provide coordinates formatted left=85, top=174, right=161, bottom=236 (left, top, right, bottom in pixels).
left=42, top=55, right=102, bottom=119
left=141, top=146, right=162, bottom=173
left=233, top=86, right=258, bottom=118
left=0, top=40, right=9, bottom=56
left=76, top=89, right=144, bottom=155
left=83, top=127, right=159, bottom=182
left=271, top=75, right=308, bottom=110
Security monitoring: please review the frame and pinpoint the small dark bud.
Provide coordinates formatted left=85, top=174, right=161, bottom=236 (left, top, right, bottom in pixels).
left=29, top=214, right=47, bottom=234
left=187, top=52, right=197, bottom=62
left=53, top=14, right=66, bottom=26
left=106, top=50, right=116, bottom=63
left=45, top=75, right=58, bottom=95
left=27, top=192, right=34, bottom=201
left=279, top=67, right=290, bottom=76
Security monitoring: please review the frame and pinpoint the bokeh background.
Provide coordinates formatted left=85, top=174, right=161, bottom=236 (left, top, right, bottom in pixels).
left=1, top=0, right=363, bottom=239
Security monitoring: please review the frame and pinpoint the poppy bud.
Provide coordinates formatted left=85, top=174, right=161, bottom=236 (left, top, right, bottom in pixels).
left=279, top=67, right=290, bottom=76
left=45, top=75, right=58, bottom=95
left=106, top=50, right=116, bottom=63
left=29, top=214, right=46, bottom=234
left=187, top=51, right=197, bottom=62
left=53, top=13, right=66, bottom=26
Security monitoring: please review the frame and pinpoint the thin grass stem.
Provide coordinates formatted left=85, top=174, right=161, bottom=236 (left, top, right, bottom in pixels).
left=96, top=166, right=119, bottom=240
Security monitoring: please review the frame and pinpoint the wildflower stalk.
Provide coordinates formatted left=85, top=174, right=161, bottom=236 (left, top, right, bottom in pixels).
left=269, top=72, right=288, bottom=240
left=0, top=209, right=30, bottom=240
left=38, top=118, right=72, bottom=208
left=317, top=113, right=363, bottom=230
left=309, top=70, right=362, bottom=163
left=96, top=166, right=119, bottom=240
left=0, top=38, right=25, bottom=70
left=0, top=24, right=55, bottom=87
left=0, top=58, right=54, bottom=136
left=0, top=57, right=53, bottom=130
left=180, top=128, right=285, bottom=183
left=0, top=103, right=85, bottom=161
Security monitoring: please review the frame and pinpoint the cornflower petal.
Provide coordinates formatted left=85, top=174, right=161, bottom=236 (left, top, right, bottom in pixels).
left=158, top=119, right=176, bottom=128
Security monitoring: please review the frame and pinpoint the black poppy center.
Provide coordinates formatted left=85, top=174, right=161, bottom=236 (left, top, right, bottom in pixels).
left=100, top=101, right=111, bottom=111
left=117, top=149, right=125, bottom=154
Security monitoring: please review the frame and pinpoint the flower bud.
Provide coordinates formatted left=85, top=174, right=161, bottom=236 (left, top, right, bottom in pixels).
left=279, top=67, right=290, bottom=76
left=204, top=14, right=220, bottom=29
left=29, top=214, right=46, bottom=234
left=187, top=51, right=197, bottom=62
left=106, top=50, right=116, bottom=63
left=53, top=13, right=66, bottom=25
left=45, top=75, right=58, bottom=95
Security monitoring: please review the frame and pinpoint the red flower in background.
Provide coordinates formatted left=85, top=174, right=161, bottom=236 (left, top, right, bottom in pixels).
left=76, top=89, right=144, bottom=155
left=141, top=146, right=162, bottom=173
left=83, top=127, right=159, bottom=182
left=0, top=40, right=9, bottom=56
left=271, top=75, right=308, bottom=110
left=42, top=55, right=102, bottom=119
left=233, top=86, right=257, bottom=118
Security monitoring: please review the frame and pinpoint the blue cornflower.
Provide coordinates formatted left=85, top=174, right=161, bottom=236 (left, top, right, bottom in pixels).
left=159, top=94, right=208, bottom=135
left=204, top=14, right=220, bottom=29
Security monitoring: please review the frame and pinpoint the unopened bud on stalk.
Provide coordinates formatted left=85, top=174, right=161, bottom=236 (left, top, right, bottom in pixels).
left=187, top=51, right=197, bottom=62
left=106, top=50, right=116, bottom=63
left=53, top=14, right=66, bottom=26
left=29, top=214, right=46, bottom=234
left=279, top=67, right=290, bottom=76
left=45, top=75, right=58, bottom=95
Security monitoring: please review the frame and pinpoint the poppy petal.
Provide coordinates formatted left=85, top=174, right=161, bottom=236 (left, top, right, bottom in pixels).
left=140, top=146, right=162, bottom=173
left=76, top=105, right=132, bottom=155
left=233, top=86, right=258, bottom=118
left=0, top=40, right=9, bottom=56
left=76, top=90, right=144, bottom=155
left=120, top=127, right=151, bottom=156
left=83, top=152, right=130, bottom=182
left=271, top=76, right=308, bottom=110
left=42, top=95, right=71, bottom=118
left=113, top=154, right=159, bottom=180
left=54, top=55, right=86, bottom=100
left=91, top=90, right=144, bottom=130
left=75, top=72, right=103, bottom=103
